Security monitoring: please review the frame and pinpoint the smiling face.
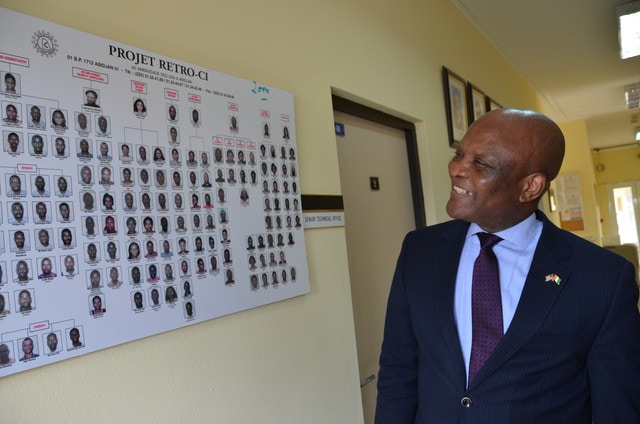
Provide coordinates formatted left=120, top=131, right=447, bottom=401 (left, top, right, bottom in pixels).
left=5, top=104, right=17, bottom=121
left=446, top=109, right=564, bottom=233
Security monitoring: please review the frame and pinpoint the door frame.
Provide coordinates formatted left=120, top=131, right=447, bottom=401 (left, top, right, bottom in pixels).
left=332, top=95, right=426, bottom=228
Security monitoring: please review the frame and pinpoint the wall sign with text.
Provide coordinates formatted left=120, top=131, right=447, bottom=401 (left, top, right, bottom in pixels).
left=0, top=8, right=309, bottom=377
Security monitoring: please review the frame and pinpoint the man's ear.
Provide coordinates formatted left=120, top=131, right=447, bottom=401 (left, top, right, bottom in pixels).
left=519, top=172, right=548, bottom=203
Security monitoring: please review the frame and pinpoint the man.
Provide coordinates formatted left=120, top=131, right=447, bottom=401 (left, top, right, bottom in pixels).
left=10, top=202, right=25, bottom=224
left=76, top=112, right=89, bottom=132
left=69, top=328, right=82, bottom=348
left=34, top=201, right=49, bottom=223
left=98, top=141, right=111, bottom=160
left=9, top=174, right=24, bottom=196
left=145, top=240, right=157, bottom=258
left=89, top=269, right=101, bottom=289
left=138, top=145, right=148, bottom=164
left=20, top=337, right=38, bottom=361
left=77, top=138, right=92, bottom=159
left=38, top=229, right=51, bottom=250
left=123, top=192, right=136, bottom=211
left=80, top=165, right=93, bottom=184
left=54, top=137, right=67, bottom=157
left=99, top=167, right=113, bottom=185
left=151, top=289, right=161, bottom=306
left=108, top=267, right=121, bottom=288
left=6, top=132, right=20, bottom=153
left=63, top=255, right=76, bottom=276
left=38, top=257, right=56, bottom=279
left=86, top=243, right=99, bottom=263
left=133, top=291, right=144, bottom=310
left=164, top=264, right=174, bottom=281
left=13, top=230, right=27, bottom=251
left=130, top=266, right=142, bottom=285
left=106, top=242, right=118, bottom=261
left=46, top=333, right=58, bottom=354
left=18, top=289, right=32, bottom=311
left=0, top=343, right=12, bottom=364
left=147, top=265, right=159, bottom=283
left=34, top=176, right=48, bottom=196
left=60, top=228, right=73, bottom=248
left=57, top=176, right=70, bottom=196
left=161, top=241, right=173, bottom=258
left=31, top=134, right=45, bottom=155
left=375, top=109, right=640, bottom=422
left=57, top=202, right=71, bottom=222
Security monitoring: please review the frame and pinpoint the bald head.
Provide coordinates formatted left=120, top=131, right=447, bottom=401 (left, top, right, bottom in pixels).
left=448, top=108, right=566, bottom=232
left=471, top=108, right=565, bottom=184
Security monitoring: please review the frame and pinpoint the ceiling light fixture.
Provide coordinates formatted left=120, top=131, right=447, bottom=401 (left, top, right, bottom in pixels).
left=617, top=1, right=640, bottom=59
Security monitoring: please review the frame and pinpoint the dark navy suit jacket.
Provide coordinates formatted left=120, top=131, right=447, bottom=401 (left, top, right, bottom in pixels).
left=376, top=211, right=640, bottom=423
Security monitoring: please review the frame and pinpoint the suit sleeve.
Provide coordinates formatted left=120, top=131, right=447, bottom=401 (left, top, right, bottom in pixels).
left=588, top=261, right=640, bottom=422
left=375, top=233, right=419, bottom=423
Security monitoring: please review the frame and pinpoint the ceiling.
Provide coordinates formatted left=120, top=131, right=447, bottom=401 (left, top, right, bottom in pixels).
left=451, top=0, right=640, bottom=150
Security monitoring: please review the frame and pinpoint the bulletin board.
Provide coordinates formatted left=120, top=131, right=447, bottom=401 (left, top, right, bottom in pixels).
left=0, top=7, right=309, bottom=377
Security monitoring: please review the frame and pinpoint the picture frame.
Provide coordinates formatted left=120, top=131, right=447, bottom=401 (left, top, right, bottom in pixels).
left=442, top=66, right=468, bottom=147
left=485, top=96, right=503, bottom=112
left=466, top=82, right=487, bottom=125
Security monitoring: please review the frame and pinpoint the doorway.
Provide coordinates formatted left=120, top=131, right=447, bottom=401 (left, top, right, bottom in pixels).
left=333, top=96, right=424, bottom=423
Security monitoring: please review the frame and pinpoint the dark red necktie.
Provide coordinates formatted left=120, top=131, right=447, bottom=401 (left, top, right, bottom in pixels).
left=469, top=232, right=503, bottom=384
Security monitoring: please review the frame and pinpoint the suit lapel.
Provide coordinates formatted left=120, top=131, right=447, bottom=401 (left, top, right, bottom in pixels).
left=432, top=222, right=469, bottom=386
left=469, top=214, right=572, bottom=387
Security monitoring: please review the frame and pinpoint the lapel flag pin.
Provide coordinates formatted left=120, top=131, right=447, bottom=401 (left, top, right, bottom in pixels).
left=545, top=274, right=562, bottom=285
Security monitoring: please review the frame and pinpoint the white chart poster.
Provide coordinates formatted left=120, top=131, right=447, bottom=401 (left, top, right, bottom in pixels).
left=0, top=8, right=309, bottom=377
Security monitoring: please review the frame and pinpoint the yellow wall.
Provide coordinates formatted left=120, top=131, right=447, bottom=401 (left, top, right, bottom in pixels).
left=0, top=1, right=544, bottom=422
left=554, top=120, right=601, bottom=244
left=592, top=146, right=640, bottom=238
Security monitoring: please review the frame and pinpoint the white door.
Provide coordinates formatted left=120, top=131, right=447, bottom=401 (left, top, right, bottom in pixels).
left=335, top=110, right=417, bottom=424
left=608, top=181, right=640, bottom=247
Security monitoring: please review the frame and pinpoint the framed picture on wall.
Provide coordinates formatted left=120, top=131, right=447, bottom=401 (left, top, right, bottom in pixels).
left=466, top=82, right=487, bottom=124
left=442, top=66, right=468, bottom=147
left=485, top=96, right=503, bottom=112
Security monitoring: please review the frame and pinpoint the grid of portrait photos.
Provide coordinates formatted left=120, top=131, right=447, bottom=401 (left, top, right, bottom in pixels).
left=0, top=26, right=306, bottom=371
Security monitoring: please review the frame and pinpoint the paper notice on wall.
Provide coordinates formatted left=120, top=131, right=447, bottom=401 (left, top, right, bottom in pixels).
left=555, top=173, right=585, bottom=231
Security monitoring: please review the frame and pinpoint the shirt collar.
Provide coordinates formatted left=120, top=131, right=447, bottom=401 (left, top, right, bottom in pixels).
left=466, top=212, right=541, bottom=250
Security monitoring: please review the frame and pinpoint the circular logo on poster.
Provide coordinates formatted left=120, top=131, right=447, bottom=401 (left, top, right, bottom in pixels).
left=32, top=30, right=58, bottom=58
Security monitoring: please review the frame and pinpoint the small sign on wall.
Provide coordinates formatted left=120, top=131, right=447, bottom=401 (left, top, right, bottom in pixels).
left=302, top=212, right=345, bottom=228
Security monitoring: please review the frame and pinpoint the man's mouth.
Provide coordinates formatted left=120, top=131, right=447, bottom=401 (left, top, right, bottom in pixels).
left=452, top=185, right=473, bottom=196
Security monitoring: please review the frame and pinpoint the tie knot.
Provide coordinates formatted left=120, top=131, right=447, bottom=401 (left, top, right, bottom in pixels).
left=477, top=232, right=502, bottom=249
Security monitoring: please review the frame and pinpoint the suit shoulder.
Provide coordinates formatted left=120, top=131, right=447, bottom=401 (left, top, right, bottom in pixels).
left=547, top=223, right=633, bottom=270
left=402, top=220, right=467, bottom=248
